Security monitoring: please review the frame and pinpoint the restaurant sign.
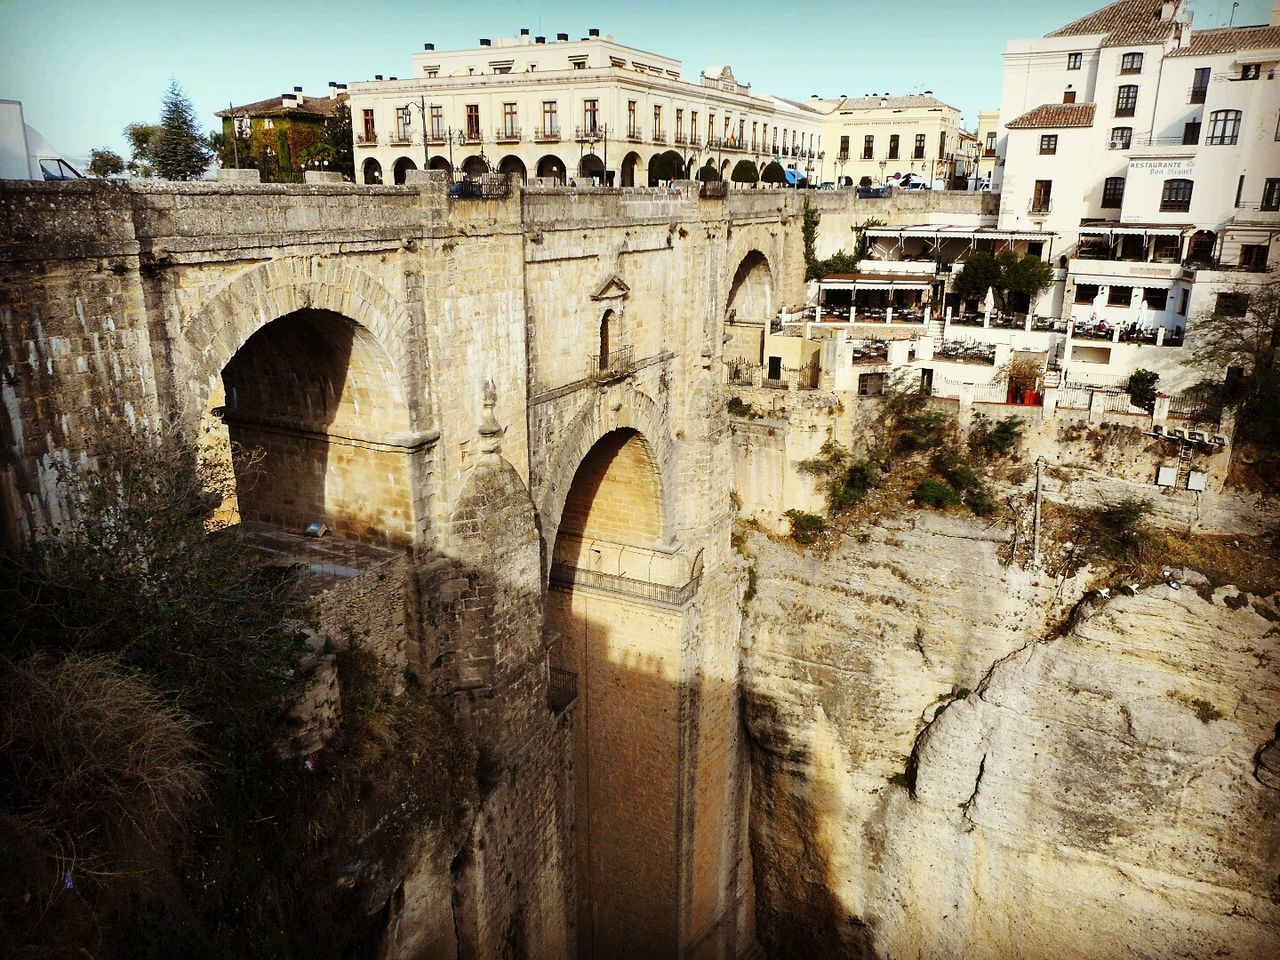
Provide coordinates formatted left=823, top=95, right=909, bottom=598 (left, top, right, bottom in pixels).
left=1129, top=158, right=1195, bottom=177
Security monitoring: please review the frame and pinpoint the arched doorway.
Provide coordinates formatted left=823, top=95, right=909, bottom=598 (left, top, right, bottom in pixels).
left=620, top=151, right=642, bottom=187
left=536, top=154, right=566, bottom=184
left=719, top=158, right=731, bottom=180
left=461, top=154, right=488, bottom=180
left=578, top=153, right=604, bottom=184
left=726, top=250, right=773, bottom=322
left=598, top=309, right=614, bottom=371
left=362, top=158, right=382, bottom=185
left=218, top=308, right=414, bottom=545
left=546, top=425, right=685, bottom=957
left=498, top=154, right=527, bottom=184
left=428, top=156, right=452, bottom=176
left=392, top=156, right=417, bottom=185
left=1186, top=229, right=1217, bottom=265
left=684, top=157, right=696, bottom=179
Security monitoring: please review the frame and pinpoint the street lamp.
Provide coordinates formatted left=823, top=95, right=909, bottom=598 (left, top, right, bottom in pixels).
left=578, top=123, right=608, bottom=185
left=400, top=96, right=430, bottom=171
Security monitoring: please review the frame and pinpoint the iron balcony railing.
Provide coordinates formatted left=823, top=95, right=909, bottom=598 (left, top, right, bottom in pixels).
left=460, top=129, right=483, bottom=144
left=548, top=666, right=578, bottom=714
left=356, top=134, right=378, bottom=146
left=575, top=124, right=603, bottom=141
left=494, top=126, right=522, bottom=142
left=534, top=127, right=561, bottom=142
left=586, top=344, right=635, bottom=382
left=549, top=562, right=702, bottom=607
left=388, top=134, right=412, bottom=146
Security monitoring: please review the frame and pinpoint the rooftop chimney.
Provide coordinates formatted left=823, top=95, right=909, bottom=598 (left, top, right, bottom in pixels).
left=520, top=27, right=529, bottom=35
left=1272, top=0, right=1280, bottom=25
left=1158, top=1, right=1175, bottom=20
left=424, top=42, right=434, bottom=50
left=281, top=93, right=298, bottom=108
left=479, top=37, right=490, bottom=46
left=389, top=76, right=397, bottom=81
left=293, top=85, right=304, bottom=105
left=375, top=74, right=383, bottom=80
left=589, top=28, right=600, bottom=36
left=535, top=35, right=545, bottom=43
left=328, top=80, right=338, bottom=99
left=557, top=32, right=569, bottom=41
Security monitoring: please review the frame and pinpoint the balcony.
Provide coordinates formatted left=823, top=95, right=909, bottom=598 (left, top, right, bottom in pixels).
left=625, top=127, right=642, bottom=142
left=534, top=127, right=561, bottom=142
left=587, top=344, right=634, bottom=383
left=1068, top=257, right=1185, bottom=281
left=550, top=561, right=700, bottom=608
left=1188, top=86, right=1208, bottom=104
left=688, top=134, right=702, bottom=148
left=459, top=130, right=483, bottom=145
left=574, top=125, right=603, bottom=142
left=388, top=134, right=412, bottom=146
left=356, top=134, right=378, bottom=147
left=494, top=126, right=522, bottom=143
left=674, top=132, right=688, bottom=145
left=983, top=148, right=997, bottom=158
left=547, top=666, right=578, bottom=714
left=836, top=152, right=849, bottom=162
left=427, top=131, right=447, bottom=145
left=708, top=135, right=723, bottom=149
left=1029, top=199, right=1053, bottom=215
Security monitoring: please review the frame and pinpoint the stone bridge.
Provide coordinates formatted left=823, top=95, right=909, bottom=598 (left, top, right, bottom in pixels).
left=0, top=176, right=988, bottom=959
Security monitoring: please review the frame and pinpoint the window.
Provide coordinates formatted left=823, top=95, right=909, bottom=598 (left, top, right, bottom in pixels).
left=653, top=105, right=663, bottom=138
left=1260, top=178, right=1280, bottom=211
left=1235, top=175, right=1245, bottom=208
left=465, top=104, right=480, bottom=139
left=675, top=108, right=683, bottom=140
left=863, top=134, right=874, bottom=159
left=739, top=118, right=746, bottom=144
left=691, top=111, right=698, bottom=143
left=1143, top=288, right=1168, bottom=310
left=396, top=107, right=412, bottom=141
left=1190, top=67, right=1210, bottom=104
left=1067, top=52, right=1082, bottom=70
left=1074, top=283, right=1099, bottom=304
left=1101, top=177, right=1125, bottom=208
left=714, top=115, right=721, bottom=141
left=583, top=99, right=598, bottom=133
left=938, top=131, right=947, bottom=159
left=1178, top=289, right=1190, bottom=315
left=888, top=134, right=900, bottom=159
left=858, top=372, right=887, bottom=397
left=1240, top=244, right=1269, bottom=271
left=1206, top=109, right=1241, bottom=145
left=1107, top=285, right=1133, bottom=307
left=1216, top=292, right=1249, bottom=317
left=262, top=119, right=273, bottom=130
left=1063, top=89, right=1077, bottom=103
left=362, top=108, right=375, bottom=140
left=1039, top=134, right=1058, bottom=155
left=542, top=100, right=558, bottom=136
left=1182, top=119, right=1201, bottom=144
left=430, top=104, right=443, bottom=138
left=627, top=100, right=637, bottom=137
left=1031, top=179, right=1052, bottom=213
left=839, top=135, right=849, bottom=159
left=913, top=133, right=926, bottom=159
left=233, top=116, right=251, bottom=137
left=1115, top=84, right=1138, bottom=117
left=1120, top=52, right=1143, bottom=74
left=502, top=102, right=517, bottom=137
left=1241, top=63, right=1261, bottom=80
left=1160, top=178, right=1193, bottom=212
left=752, top=121, right=758, bottom=149
left=984, top=131, right=996, bottom=155
left=1110, top=127, right=1132, bottom=149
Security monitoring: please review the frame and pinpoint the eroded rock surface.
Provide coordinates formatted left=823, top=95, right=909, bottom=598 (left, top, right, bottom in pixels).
left=742, top=515, right=1280, bottom=960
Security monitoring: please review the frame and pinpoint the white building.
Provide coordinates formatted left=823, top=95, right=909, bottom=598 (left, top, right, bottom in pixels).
left=346, top=29, right=824, bottom=187
left=991, top=0, right=1280, bottom=385
left=813, top=93, right=966, bottom=188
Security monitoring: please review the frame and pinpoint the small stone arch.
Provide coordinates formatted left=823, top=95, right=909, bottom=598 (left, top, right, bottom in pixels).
left=719, top=158, right=731, bottom=179
left=684, top=157, right=696, bottom=179
left=578, top=153, right=604, bottom=183
left=620, top=151, right=643, bottom=187
left=537, top=154, right=566, bottom=184
left=428, top=155, right=453, bottom=175
left=362, top=157, right=383, bottom=184
left=538, top=385, right=676, bottom=575
left=461, top=154, right=488, bottom=179
left=393, top=156, right=417, bottom=184
left=497, top=154, right=527, bottom=184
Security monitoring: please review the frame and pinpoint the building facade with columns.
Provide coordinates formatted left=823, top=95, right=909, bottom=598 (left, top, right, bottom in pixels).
left=345, top=29, right=824, bottom=187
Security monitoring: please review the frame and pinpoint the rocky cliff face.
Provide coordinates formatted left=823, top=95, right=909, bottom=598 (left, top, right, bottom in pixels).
left=741, top=515, right=1280, bottom=960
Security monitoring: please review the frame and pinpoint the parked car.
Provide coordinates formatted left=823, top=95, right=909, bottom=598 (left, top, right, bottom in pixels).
left=817, top=181, right=836, bottom=191
left=899, top=179, right=930, bottom=191
left=856, top=185, right=887, bottom=199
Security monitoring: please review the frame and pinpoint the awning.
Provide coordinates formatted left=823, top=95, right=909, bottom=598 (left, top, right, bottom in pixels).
left=865, top=227, right=1054, bottom=241
left=1078, top=225, right=1185, bottom=238
left=820, top=273, right=932, bottom=290
left=784, top=168, right=807, bottom=185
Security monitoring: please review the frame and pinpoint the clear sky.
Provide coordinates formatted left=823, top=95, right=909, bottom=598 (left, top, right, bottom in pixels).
left=0, top=0, right=1272, bottom=159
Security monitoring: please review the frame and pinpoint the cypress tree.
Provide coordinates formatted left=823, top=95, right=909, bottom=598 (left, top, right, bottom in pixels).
left=154, top=80, right=213, bottom=181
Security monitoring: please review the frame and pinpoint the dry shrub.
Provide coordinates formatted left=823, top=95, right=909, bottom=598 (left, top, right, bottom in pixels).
left=0, top=653, right=206, bottom=883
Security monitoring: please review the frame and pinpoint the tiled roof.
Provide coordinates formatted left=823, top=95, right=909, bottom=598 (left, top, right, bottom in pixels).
left=216, top=92, right=348, bottom=120
left=827, top=94, right=956, bottom=113
left=769, top=95, right=824, bottom=114
left=1046, top=0, right=1180, bottom=46
left=1005, top=102, right=1097, bottom=129
left=1167, top=25, right=1280, bottom=56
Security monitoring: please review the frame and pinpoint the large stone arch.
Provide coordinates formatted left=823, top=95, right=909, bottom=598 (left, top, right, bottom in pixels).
left=180, top=256, right=416, bottom=425
left=726, top=248, right=776, bottom=322
left=538, top=384, right=677, bottom=574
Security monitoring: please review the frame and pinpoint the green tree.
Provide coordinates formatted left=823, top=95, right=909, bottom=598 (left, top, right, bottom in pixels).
left=696, top=161, right=721, bottom=181
left=124, top=122, right=162, bottom=176
left=648, top=149, right=684, bottom=183
left=324, top=101, right=355, bottom=180
left=731, top=159, right=758, bottom=186
left=760, top=160, right=787, bottom=185
left=87, top=148, right=125, bottom=177
left=954, top=250, right=1054, bottom=313
left=153, top=79, right=213, bottom=180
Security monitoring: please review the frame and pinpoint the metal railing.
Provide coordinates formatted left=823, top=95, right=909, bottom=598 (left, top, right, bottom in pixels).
left=494, top=126, right=522, bottom=142
left=548, top=666, right=578, bottom=714
left=356, top=134, right=378, bottom=146
left=550, top=562, right=701, bottom=607
left=586, top=344, right=635, bottom=382
left=699, top=180, right=728, bottom=199
left=448, top=175, right=511, bottom=200
left=534, top=127, right=561, bottom=142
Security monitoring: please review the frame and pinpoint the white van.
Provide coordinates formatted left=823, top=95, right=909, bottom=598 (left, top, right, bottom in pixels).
left=1, top=100, right=83, bottom=180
